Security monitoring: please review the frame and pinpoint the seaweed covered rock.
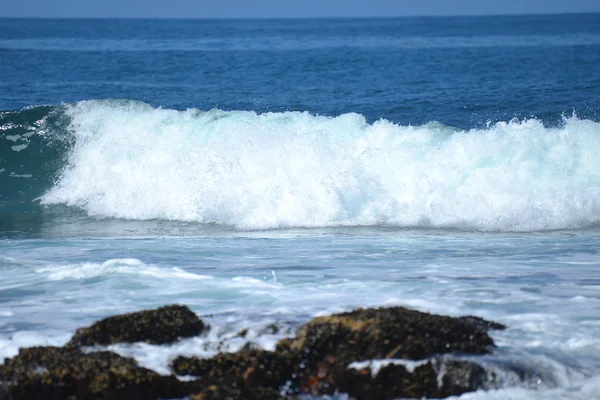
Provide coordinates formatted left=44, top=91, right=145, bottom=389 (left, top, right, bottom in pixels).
left=68, top=304, right=206, bottom=346
left=0, top=346, right=194, bottom=400
left=283, top=306, right=503, bottom=366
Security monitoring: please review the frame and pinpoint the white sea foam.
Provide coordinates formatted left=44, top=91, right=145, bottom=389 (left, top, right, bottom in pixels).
left=448, top=377, right=600, bottom=400
left=11, top=144, right=28, bottom=152
left=0, top=332, right=70, bottom=361
left=36, top=258, right=212, bottom=281
left=105, top=320, right=292, bottom=375
left=348, top=358, right=430, bottom=376
left=40, top=100, right=600, bottom=231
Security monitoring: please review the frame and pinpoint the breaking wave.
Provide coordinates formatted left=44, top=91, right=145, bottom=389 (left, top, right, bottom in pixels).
left=3, top=100, right=600, bottom=231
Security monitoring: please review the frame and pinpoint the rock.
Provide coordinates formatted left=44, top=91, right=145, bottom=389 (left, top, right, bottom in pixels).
left=281, top=306, right=500, bottom=398
left=172, top=347, right=301, bottom=394
left=458, top=315, right=506, bottom=331
left=284, top=306, right=499, bottom=366
left=258, top=323, right=282, bottom=335
left=189, top=385, right=294, bottom=400
left=234, top=323, right=285, bottom=340
left=173, top=306, right=504, bottom=399
left=173, top=347, right=302, bottom=400
left=335, top=361, right=440, bottom=399
left=0, top=346, right=196, bottom=400
left=174, top=351, right=493, bottom=400
left=436, top=357, right=490, bottom=396
left=67, top=304, right=207, bottom=346
left=335, top=357, right=490, bottom=400
left=5, top=304, right=506, bottom=400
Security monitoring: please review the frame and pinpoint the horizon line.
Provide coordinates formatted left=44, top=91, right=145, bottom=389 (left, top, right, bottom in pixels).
left=1, top=11, right=599, bottom=20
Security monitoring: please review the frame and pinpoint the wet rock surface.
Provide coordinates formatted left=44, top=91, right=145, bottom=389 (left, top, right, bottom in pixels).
left=172, top=347, right=297, bottom=388
left=335, top=357, right=490, bottom=400
left=1, top=304, right=510, bottom=400
left=436, top=357, right=490, bottom=396
left=172, top=346, right=303, bottom=399
left=337, top=360, right=441, bottom=399
left=0, top=346, right=196, bottom=400
left=189, top=385, right=295, bottom=400
left=67, top=304, right=207, bottom=346
left=458, top=316, right=507, bottom=332
left=174, top=306, right=505, bottom=399
left=284, top=306, right=503, bottom=364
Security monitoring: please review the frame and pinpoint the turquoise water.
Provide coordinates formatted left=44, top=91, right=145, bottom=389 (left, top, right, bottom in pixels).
left=1, top=15, right=600, bottom=399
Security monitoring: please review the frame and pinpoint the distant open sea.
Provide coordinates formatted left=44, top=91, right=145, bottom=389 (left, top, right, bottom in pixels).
left=1, top=14, right=600, bottom=399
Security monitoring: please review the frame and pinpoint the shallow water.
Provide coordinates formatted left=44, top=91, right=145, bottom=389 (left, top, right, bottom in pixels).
left=2, top=228, right=600, bottom=398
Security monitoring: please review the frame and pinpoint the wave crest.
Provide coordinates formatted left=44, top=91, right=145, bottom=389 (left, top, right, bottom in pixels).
left=38, top=100, right=600, bottom=231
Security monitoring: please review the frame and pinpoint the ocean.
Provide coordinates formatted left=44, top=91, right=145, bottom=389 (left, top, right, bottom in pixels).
left=1, top=14, right=600, bottom=399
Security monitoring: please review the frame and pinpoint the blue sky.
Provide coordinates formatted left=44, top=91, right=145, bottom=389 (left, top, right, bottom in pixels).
left=2, top=0, right=600, bottom=18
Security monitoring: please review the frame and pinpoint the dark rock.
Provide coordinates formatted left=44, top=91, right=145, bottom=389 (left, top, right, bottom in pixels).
left=282, top=307, right=500, bottom=398
left=4, top=304, right=505, bottom=400
left=436, top=357, right=490, bottom=396
left=0, top=346, right=196, bottom=400
left=233, top=323, right=284, bottom=341
left=173, top=347, right=301, bottom=400
left=173, top=307, right=505, bottom=399
left=67, top=304, right=207, bottom=346
left=259, top=323, right=281, bottom=335
left=284, top=306, right=498, bottom=366
left=458, top=315, right=506, bottom=331
left=172, top=347, right=301, bottom=392
left=335, top=357, right=490, bottom=400
left=189, top=385, right=295, bottom=400
left=235, top=328, right=249, bottom=338
left=174, top=351, right=494, bottom=400
left=335, top=361, right=440, bottom=399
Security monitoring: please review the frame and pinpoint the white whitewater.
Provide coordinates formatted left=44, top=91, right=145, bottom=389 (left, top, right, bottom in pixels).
left=41, top=100, right=600, bottom=231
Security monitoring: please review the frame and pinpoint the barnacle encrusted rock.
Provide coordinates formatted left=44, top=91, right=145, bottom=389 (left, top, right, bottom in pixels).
left=189, top=384, right=296, bottom=400
left=0, top=346, right=194, bottom=400
left=1, top=305, right=507, bottom=400
left=336, top=357, right=490, bottom=400
left=335, top=360, right=441, bottom=399
left=67, top=304, right=206, bottom=346
left=172, top=347, right=301, bottom=395
left=283, top=306, right=503, bottom=365
left=174, top=306, right=504, bottom=399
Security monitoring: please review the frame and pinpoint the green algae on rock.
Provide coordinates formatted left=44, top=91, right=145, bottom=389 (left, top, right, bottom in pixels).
left=67, top=304, right=207, bottom=346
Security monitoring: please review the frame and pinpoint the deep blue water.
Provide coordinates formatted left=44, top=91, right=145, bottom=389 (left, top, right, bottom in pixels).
left=2, top=15, right=600, bottom=400
left=2, top=15, right=600, bottom=127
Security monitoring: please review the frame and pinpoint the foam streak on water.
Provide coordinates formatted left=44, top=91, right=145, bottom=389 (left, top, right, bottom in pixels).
left=39, top=100, right=600, bottom=232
